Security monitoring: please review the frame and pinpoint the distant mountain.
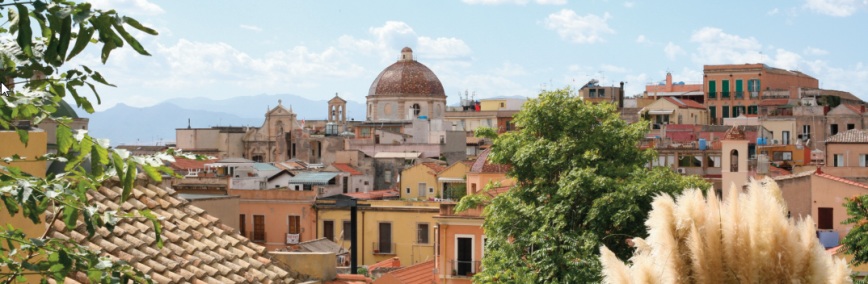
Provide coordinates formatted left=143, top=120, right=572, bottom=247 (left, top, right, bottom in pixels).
left=85, top=102, right=261, bottom=146
left=167, top=93, right=366, bottom=120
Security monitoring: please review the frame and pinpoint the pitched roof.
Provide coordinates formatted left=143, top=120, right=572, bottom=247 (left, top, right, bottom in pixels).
left=170, top=157, right=217, bottom=171
left=774, top=168, right=868, bottom=190
left=367, top=257, right=401, bottom=271
left=340, top=189, right=400, bottom=200
left=825, top=129, right=868, bottom=143
left=471, top=148, right=511, bottom=173
left=845, top=104, right=865, bottom=114
left=332, top=163, right=363, bottom=175
left=663, top=97, right=705, bottom=109
left=373, top=260, right=435, bottom=284
left=294, top=238, right=348, bottom=255
left=421, top=162, right=447, bottom=174
left=48, top=184, right=296, bottom=283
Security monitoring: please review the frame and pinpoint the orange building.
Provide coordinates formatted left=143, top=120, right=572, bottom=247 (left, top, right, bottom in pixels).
left=229, top=188, right=318, bottom=251
left=704, top=64, right=818, bottom=124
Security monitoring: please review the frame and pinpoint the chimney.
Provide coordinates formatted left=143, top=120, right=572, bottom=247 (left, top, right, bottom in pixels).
left=665, top=72, right=672, bottom=88
left=619, top=81, right=625, bottom=109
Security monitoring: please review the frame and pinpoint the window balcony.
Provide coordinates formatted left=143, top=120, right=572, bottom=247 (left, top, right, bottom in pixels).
left=450, top=259, right=481, bottom=277
left=734, top=91, right=744, bottom=99
left=707, top=92, right=717, bottom=99
left=251, top=231, right=266, bottom=243
left=372, top=242, right=396, bottom=255
left=721, top=91, right=731, bottom=98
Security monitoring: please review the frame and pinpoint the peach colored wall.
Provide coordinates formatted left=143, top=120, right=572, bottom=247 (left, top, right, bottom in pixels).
left=704, top=64, right=818, bottom=123
left=826, top=143, right=868, bottom=170
left=778, top=174, right=868, bottom=242
left=188, top=196, right=239, bottom=230
left=465, top=172, right=510, bottom=195
left=436, top=222, right=484, bottom=283
left=230, top=189, right=317, bottom=251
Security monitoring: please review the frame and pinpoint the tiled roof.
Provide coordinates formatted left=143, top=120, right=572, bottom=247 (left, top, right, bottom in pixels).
left=286, top=172, right=339, bottom=185
left=367, top=257, right=401, bottom=271
left=774, top=168, right=868, bottom=190
left=327, top=274, right=373, bottom=284
left=471, top=148, right=511, bottom=173
left=845, top=104, right=865, bottom=114
left=421, top=162, right=447, bottom=174
left=295, top=238, right=348, bottom=255
left=825, top=129, right=868, bottom=143
left=48, top=184, right=296, bottom=283
left=170, top=157, right=217, bottom=171
left=332, top=163, right=363, bottom=175
left=373, top=260, right=434, bottom=284
left=664, top=97, right=705, bottom=109
left=342, top=189, right=400, bottom=200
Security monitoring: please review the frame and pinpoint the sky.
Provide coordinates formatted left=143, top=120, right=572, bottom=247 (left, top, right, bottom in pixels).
left=79, top=0, right=868, bottom=112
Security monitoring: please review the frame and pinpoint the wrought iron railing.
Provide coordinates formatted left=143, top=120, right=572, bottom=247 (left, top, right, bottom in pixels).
left=372, top=242, right=396, bottom=254
left=449, top=259, right=482, bottom=277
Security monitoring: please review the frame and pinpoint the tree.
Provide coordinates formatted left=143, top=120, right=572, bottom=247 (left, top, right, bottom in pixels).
left=843, top=195, right=868, bottom=267
left=600, top=179, right=851, bottom=283
left=0, top=1, right=192, bottom=283
left=456, top=88, right=708, bottom=282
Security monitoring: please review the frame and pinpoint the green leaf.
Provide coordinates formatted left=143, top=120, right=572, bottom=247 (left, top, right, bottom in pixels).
left=57, top=14, right=73, bottom=63
left=15, top=129, right=29, bottom=146
left=65, top=134, right=93, bottom=171
left=140, top=209, right=163, bottom=248
left=112, top=20, right=150, bottom=56
left=111, top=151, right=125, bottom=180
left=56, top=124, right=75, bottom=155
left=91, top=72, right=116, bottom=87
left=84, top=82, right=102, bottom=108
left=142, top=164, right=162, bottom=183
left=100, top=39, right=117, bottom=64
left=122, top=16, right=158, bottom=35
left=121, top=160, right=135, bottom=202
left=14, top=4, right=32, bottom=57
left=63, top=207, right=79, bottom=228
left=91, top=143, right=106, bottom=177
left=67, top=25, right=94, bottom=61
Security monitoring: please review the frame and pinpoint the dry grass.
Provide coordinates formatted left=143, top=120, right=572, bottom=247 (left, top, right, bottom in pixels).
left=600, top=178, right=851, bottom=283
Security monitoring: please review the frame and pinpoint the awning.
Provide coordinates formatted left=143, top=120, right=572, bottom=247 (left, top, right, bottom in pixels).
left=647, top=110, right=674, bottom=115
left=287, top=172, right=338, bottom=185
left=438, top=177, right=466, bottom=183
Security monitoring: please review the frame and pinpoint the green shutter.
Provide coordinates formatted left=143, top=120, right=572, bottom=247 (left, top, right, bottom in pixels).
left=722, top=105, right=730, bottom=118
left=709, top=106, right=716, bottom=123
left=708, top=80, right=717, bottom=99
left=722, top=80, right=730, bottom=98
left=735, top=80, right=743, bottom=91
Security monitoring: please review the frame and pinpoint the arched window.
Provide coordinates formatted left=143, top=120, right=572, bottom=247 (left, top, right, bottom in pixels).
left=412, top=103, right=421, bottom=116
left=730, top=149, right=739, bottom=172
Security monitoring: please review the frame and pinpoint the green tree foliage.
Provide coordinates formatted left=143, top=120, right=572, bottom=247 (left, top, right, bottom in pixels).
left=0, top=1, right=199, bottom=283
left=843, top=195, right=868, bottom=267
left=457, top=88, right=709, bottom=283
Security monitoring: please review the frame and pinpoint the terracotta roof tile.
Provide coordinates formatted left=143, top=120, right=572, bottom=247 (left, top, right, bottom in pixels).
left=825, top=129, right=868, bottom=143
left=471, top=148, right=511, bottom=173
left=664, top=97, right=705, bottom=109
left=374, top=259, right=435, bottom=284
left=332, top=163, right=364, bottom=175
left=421, top=162, right=447, bottom=173
left=49, top=184, right=298, bottom=283
left=368, top=257, right=401, bottom=271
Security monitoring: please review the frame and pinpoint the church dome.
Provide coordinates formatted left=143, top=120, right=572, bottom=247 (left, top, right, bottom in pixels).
left=367, top=47, right=445, bottom=98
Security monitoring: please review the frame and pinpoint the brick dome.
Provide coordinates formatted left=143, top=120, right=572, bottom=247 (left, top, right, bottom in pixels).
left=367, top=47, right=445, bottom=98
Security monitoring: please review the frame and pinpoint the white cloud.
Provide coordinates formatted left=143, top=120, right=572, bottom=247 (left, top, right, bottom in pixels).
left=803, top=47, right=829, bottom=56
left=664, top=42, right=685, bottom=60
left=543, top=10, right=614, bottom=44
left=493, top=62, right=529, bottom=77
left=90, top=0, right=164, bottom=15
left=804, top=61, right=868, bottom=99
left=240, top=25, right=262, bottom=32
left=536, top=0, right=568, bottom=4
left=689, top=27, right=763, bottom=64
left=623, top=2, right=635, bottom=8
left=635, top=35, right=647, bottom=43
left=804, top=0, right=863, bottom=16
left=600, top=64, right=628, bottom=74
left=340, top=21, right=472, bottom=63
left=770, top=49, right=802, bottom=70
left=417, top=37, right=473, bottom=60
left=768, top=8, right=780, bottom=15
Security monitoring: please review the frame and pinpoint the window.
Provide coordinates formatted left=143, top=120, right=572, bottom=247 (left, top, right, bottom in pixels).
left=722, top=105, right=730, bottom=118
left=324, top=220, right=335, bottom=241
left=239, top=214, right=246, bottom=237
left=708, top=80, right=717, bottom=99
left=735, top=80, right=743, bottom=98
left=253, top=215, right=265, bottom=242
left=406, top=188, right=410, bottom=194
left=721, top=80, right=730, bottom=98
left=860, top=154, right=868, bottom=167
left=747, top=105, right=758, bottom=115
left=499, top=102, right=505, bottom=108
left=343, top=220, right=352, bottom=241
left=834, top=154, right=845, bottom=167
left=378, top=223, right=393, bottom=254
left=773, top=151, right=793, bottom=161
left=417, top=223, right=430, bottom=244
left=730, top=149, right=739, bottom=172
left=598, top=89, right=606, bottom=97
left=707, top=156, right=720, bottom=167
left=747, top=79, right=760, bottom=97
left=589, top=89, right=597, bottom=98
left=831, top=124, right=839, bottom=135
left=412, top=103, right=421, bottom=116
left=782, top=131, right=790, bottom=145
left=343, top=176, right=349, bottom=194
left=288, top=215, right=301, bottom=234
left=802, top=125, right=811, bottom=140
left=384, top=170, right=392, bottom=183
left=848, top=124, right=856, bottom=130
left=708, top=106, right=716, bottom=124
left=678, top=155, right=702, bottom=167
left=818, top=207, right=834, bottom=230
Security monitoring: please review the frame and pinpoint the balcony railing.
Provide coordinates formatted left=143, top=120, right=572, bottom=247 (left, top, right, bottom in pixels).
left=450, top=259, right=482, bottom=277
left=372, top=242, right=396, bottom=255
left=721, top=91, right=730, bottom=98
left=707, top=92, right=717, bottom=99
left=734, top=91, right=744, bottom=99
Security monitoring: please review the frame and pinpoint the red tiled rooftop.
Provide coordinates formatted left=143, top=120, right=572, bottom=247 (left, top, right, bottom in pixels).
left=332, top=163, right=363, bottom=175
left=373, top=260, right=434, bottom=284
left=471, top=148, right=511, bottom=173
left=664, top=97, right=704, bottom=109
left=845, top=104, right=866, bottom=114
left=368, top=257, right=401, bottom=270
left=327, top=274, right=373, bottom=284
left=170, top=157, right=217, bottom=170
left=421, top=162, right=447, bottom=174
left=343, top=189, right=400, bottom=200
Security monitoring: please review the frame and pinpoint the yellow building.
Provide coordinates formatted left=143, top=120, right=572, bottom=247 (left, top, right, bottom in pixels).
left=399, top=161, right=472, bottom=200
left=315, top=199, right=439, bottom=266
left=478, top=98, right=525, bottom=112
left=640, top=97, right=709, bottom=129
left=0, top=130, right=49, bottom=264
